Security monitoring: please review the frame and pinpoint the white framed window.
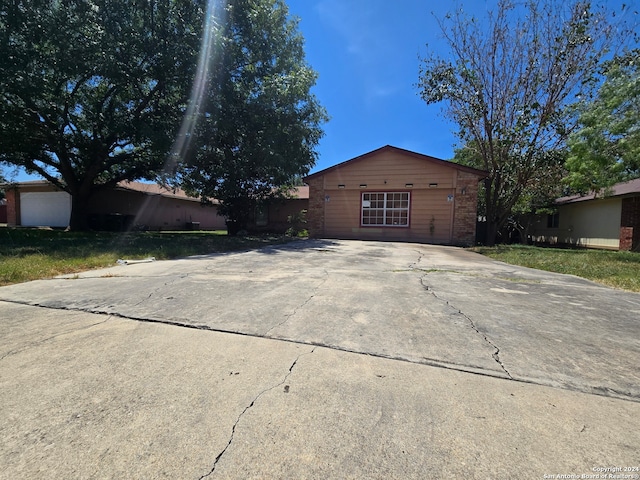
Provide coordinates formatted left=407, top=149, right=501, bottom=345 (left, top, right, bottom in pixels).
left=361, top=192, right=410, bottom=227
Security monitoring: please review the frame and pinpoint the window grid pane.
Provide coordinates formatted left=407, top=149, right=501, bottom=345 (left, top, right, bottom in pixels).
left=362, top=192, right=409, bottom=227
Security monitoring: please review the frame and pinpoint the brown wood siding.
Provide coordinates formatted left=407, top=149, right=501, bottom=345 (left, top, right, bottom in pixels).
left=318, top=150, right=457, bottom=242
left=323, top=188, right=454, bottom=243
left=322, top=150, right=456, bottom=191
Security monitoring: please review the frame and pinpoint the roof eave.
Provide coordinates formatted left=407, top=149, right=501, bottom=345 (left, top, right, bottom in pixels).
left=303, top=145, right=488, bottom=181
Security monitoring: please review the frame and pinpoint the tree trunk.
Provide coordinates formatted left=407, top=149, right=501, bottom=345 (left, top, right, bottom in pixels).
left=68, top=191, right=92, bottom=231
left=485, top=220, right=499, bottom=246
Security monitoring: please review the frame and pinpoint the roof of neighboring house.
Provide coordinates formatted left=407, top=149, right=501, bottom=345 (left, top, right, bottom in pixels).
left=303, top=145, right=489, bottom=181
left=556, top=177, right=640, bottom=205
left=2, top=180, right=309, bottom=202
left=119, top=182, right=309, bottom=201
left=1, top=180, right=63, bottom=189
left=289, top=185, right=309, bottom=199
left=116, top=181, right=207, bottom=202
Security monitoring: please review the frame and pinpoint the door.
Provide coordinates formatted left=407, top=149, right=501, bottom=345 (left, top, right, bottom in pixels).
left=20, top=191, right=72, bottom=227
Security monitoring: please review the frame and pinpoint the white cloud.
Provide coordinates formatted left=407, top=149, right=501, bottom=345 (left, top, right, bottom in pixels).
left=314, top=0, right=390, bottom=61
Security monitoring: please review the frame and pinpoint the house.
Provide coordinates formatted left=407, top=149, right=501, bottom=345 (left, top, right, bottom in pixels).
left=3, top=180, right=310, bottom=232
left=253, top=186, right=309, bottom=233
left=303, top=145, right=487, bottom=246
left=3, top=180, right=226, bottom=230
left=530, top=177, right=640, bottom=251
left=0, top=197, right=7, bottom=224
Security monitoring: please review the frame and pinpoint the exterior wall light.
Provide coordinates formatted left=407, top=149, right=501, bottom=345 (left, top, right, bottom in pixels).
left=429, top=183, right=438, bottom=188
left=405, top=183, right=413, bottom=188
left=338, top=184, right=345, bottom=189
left=359, top=184, right=367, bottom=188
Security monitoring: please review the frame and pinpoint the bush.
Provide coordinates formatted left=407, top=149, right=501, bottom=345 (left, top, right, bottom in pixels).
left=286, top=209, right=308, bottom=237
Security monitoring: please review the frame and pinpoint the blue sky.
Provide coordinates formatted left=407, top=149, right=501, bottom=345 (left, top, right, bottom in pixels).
left=288, top=0, right=638, bottom=174
left=7, top=0, right=636, bottom=182
left=289, top=0, right=476, bottom=173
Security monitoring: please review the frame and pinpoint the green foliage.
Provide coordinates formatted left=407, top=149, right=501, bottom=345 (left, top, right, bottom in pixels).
left=454, top=144, right=566, bottom=218
left=179, top=0, right=328, bottom=233
left=418, top=0, right=627, bottom=245
left=0, top=0, right=203, bottom=229
left=566, top=50, right=640, bottom=194
left=285, top=209, right=307, bottom=237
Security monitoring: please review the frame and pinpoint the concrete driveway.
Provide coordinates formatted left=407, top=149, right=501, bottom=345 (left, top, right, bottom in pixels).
left=1, top=239, right=639, bottom=479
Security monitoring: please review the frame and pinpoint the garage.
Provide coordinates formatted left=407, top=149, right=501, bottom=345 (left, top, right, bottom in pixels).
left=19, top=191, right=71, bottom=227
left=303, top=145, right=487, bottom=246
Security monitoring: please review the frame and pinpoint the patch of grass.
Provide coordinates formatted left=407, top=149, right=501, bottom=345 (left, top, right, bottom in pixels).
left=472, top=244, right=640, bottom=292
left=0, top=228, right=293, bottom=286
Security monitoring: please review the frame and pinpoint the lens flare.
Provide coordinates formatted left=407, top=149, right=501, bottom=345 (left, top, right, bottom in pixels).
left=131, top=0, right=225, bottom=231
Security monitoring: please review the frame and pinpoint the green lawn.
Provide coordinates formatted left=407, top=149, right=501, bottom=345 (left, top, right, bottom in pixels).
left=3, top=229, right=639, bottom=292
left=0, top=228, right=294, bottom=286
left=472, top=244, right=640, bottom=292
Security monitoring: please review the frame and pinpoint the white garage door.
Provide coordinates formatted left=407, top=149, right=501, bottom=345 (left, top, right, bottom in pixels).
left=20, top=191, right=72, bottom=227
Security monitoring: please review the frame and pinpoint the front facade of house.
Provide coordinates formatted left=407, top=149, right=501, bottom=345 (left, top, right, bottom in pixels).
left=530, top=178, right=640, bottom=251
left=303, top=146, right=486, bottom=246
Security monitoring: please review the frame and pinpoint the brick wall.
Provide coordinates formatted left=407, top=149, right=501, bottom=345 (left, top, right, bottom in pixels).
left=452, top=172, right=480, bottom=246
left=306, top=176, right=325, bottom=238
left=5, top=187, right=19, bottom=226
left=620, top=196, right=640, bottom=251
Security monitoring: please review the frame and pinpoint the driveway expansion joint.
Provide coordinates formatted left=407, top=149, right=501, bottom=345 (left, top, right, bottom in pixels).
left=198, top=347, right=316, bottom=479
left=6, top=297, right=637, bottom=402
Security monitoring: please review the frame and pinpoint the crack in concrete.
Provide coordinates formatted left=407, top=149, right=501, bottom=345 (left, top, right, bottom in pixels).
left=419, top=274, right=513, bottom=380
left=132, top=274, right=188, bottom=307
left=2, top=299, right=637, bottom=403
left=408, top=250, right=424, bottom=270
left=263, top=270, right=329, bottom=336
left=198, top=347, right=316, bottom=479
left=0, top=317, right=110, bottom=362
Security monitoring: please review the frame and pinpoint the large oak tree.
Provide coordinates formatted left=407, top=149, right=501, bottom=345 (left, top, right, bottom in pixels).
left=0, top=0, right=203, bottom=230
left=418, top=0, right=629, bottom=245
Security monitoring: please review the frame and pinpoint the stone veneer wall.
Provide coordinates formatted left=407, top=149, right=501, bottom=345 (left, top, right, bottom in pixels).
left=452, top=172, right=481, bottom=246
left=306, top=176, right=325, bottom=238
left=620, top=196, right=640, bottom=251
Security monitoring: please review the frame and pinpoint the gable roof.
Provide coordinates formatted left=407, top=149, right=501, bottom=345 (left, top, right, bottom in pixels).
left=304, top=145, right=488, bottom=181
left=557, top=177, right=640, bottom=205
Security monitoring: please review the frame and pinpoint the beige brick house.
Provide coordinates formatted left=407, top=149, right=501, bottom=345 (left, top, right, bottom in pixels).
left=303, top=145, right=487, bottom=246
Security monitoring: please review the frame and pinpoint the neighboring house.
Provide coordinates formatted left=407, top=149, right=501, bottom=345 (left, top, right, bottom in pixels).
left=530, top=177, right=640, bottom=251
left=252, top=186, right=309, bottom=233
left=0, top=198, right=7, bottom=224
left=3, top=180, right=226, bottom=230
left=303, top=145, right=487, bottom=246
left=3, top=180, right=309, bottom=232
